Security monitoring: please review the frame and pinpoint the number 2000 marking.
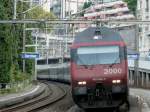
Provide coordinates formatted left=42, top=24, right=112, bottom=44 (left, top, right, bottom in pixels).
left=104, top=68, right=122, bottom=74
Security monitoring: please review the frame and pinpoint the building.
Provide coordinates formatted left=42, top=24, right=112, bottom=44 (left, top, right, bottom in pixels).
left=84, top=0, right=134, bottom=20
left=50, top=0, right=86, bottom=18
left=65, top=0, right=86, bottom=15
left=50, top=0, right=62, bottom=18
left=73, top=0, right=134, bottom=32
left=137, top=0, right=150, bottom=57
left=32, top=31, right=73, bottom=59
left=89, top=0, right=122, bottom=4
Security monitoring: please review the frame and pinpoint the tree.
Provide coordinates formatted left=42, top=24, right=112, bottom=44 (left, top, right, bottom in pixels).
left=0, top=0, right=13, bottom=83
left=83, top=2, right=92, bottom=10
left=0, top=2, right=56, bottom=84
left=124, top=0, right=137, bottom=15
left=0, top=1, right=32, bottom=83
left=81, top=1, right=92, bottom=16
left=26, top=6, right=56, bottom=32
left=26, top=6, right=56, bottom=19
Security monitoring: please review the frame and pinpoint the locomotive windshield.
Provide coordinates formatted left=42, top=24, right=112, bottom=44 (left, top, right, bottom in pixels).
left=77, top=46, right=120, bottom=65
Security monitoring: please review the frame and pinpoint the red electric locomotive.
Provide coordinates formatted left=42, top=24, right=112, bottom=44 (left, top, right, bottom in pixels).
left=70, top=27, right=129, bottom=110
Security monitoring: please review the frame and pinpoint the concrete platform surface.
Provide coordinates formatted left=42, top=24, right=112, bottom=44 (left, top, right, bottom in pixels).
left=0, top=83, right=46, bottom=108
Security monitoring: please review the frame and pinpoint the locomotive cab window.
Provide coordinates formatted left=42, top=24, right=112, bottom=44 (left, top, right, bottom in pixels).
left=76, top=46, right=120, bottom=65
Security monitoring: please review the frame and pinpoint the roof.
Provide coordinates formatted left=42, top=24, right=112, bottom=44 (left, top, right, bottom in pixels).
left=74, top=27, right=123, bottom=43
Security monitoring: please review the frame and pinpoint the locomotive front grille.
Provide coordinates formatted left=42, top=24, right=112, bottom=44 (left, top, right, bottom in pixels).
left=86, top=83, right=113, bottom=105
left=95, top=83, right=105, bottom=98
left=95, top=83, right=112, bottom=101
left=76, top=83, right=127, bottom=108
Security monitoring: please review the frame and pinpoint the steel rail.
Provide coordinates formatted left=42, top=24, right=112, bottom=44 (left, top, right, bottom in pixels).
left=0, top=83, right=52, bottom=112
left=0, top=82, right=67, bottom=112
left=1, top=19, right=150, bottom=24
left=28, top=82, right=67, bottom=112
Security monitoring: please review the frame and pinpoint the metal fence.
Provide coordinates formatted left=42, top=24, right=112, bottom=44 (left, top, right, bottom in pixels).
left=128, top=68, right=150, bottom=89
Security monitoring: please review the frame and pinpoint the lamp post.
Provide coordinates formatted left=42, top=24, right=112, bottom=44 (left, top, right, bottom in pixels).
left=23, top=14, right=26, bottom=72
left=35, top=30, right=38, bottom=81
left=134, top=7, right=140, bottom=87
left=134, top=25, right=139, bottom=86
left=13, top=0, right=17, bottom=19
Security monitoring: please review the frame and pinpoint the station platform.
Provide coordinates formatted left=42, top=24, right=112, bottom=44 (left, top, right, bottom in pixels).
left=0, top=83, right=46, bottom=108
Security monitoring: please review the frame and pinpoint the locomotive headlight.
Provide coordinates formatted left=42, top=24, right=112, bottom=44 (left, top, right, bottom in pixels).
left=112, top=80, right=121, bottom=84
left=78, top=81, right=86, bottom=85
left=116, top=80, right=121, bottom=83
left=112, top=80, right=117, bottom=84
left=78, top=82, right=83, bottom=85
left=82, top=81, right=86, bottom=85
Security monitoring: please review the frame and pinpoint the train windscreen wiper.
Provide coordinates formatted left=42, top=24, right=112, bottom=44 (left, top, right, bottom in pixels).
left=109, top=56, right=120, bottom=68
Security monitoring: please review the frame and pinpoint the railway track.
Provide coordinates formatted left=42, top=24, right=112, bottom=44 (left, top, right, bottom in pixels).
left=0, top=81, right=67, bottom=112
left=1, top=81, right=143, bottom=112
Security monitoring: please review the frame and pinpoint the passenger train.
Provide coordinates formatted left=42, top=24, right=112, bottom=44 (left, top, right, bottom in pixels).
left=70, top=27, right=129, bottom=110
left=37, top=27, right=129, bottom=111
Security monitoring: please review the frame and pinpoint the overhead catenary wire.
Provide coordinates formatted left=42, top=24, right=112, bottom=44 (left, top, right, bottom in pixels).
left=1, top=19, right=150, bottom=24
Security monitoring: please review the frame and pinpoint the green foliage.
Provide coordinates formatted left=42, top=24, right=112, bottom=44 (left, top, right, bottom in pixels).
left=0, top=1, right=56, bottom=83
left=25, top=60, right=34, bottom=75
left=10, top=65, right=27, bottom=82
left=124, top=0, right=137, bottom=15
left=26, top=6, right=56, bottom=19
left=0, top=0, right=13, bottom=83
left=83, top=2, right=92, bottom=10
left=0, top=1, right=33, bottom=83
left=26, top=6, right=56, bottom=33
left=81, top=1, right=92, bottom=16
left=13, top=3, right=34, bottom=77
